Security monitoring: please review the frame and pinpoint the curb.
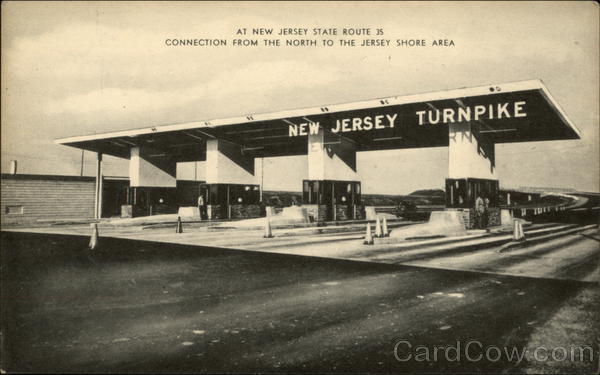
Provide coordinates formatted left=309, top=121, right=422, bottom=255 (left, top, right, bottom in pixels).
left=498, top=224, right=598, bottom=253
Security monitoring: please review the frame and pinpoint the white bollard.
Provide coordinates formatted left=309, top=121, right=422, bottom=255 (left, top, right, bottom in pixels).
left=263, top=218, right=273, bottom=238
left=363, top=223, right=374, bottom=245
left=512, top=220, right=525, bottom=241
left=89, top=223, right=99, bottom=250
left=374, top=217, right=383, bottom=238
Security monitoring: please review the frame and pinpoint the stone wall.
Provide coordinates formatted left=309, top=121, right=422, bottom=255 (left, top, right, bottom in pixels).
left=354, top=205, right=365, bottom=220
left=458, top=208, right=501, bottom=229
left=206, top=204, right=261, bottom=220
left=206, top=204, right=222, bottom=220
left=303, top=204, right=328, bottom=222
left=230, top=204, right=261, bottom=219
left=488, top=207, right=501, bottom=227
left=334, top=205, right=350, bottom=221
left=302, top=204, right=363, bottom=222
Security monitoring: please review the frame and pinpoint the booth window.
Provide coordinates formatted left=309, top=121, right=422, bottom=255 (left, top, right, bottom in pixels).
left=303, top=180, right=320, bottom=204
left=334, top=182, right=350, bottom=204
left=5, top=205, right=23, bottom=214
left=446, top=178, right=499, bottom=208
left=303, top=180, right=361, bottom=205
left=353, top=181, right=362, bottom=204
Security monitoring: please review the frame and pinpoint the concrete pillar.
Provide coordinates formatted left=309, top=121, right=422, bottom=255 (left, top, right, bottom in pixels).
left=448, top=122, right=496, bottom=179
left=205, top=139, right=255, bottom=184
left=94, top=153, right=103, bottom=219
left=129, top=146, right=176, bottom=187
left=307, top=130, right=358, bottom=181
left=305, top=130, right=361, bottom=222
left=446, top=122, right=501, bottom=229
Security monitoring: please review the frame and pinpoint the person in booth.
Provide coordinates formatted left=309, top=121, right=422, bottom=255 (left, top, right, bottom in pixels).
left=197, top=194, right=205, bottom=220
left=475, top=195, right=485, bottom=229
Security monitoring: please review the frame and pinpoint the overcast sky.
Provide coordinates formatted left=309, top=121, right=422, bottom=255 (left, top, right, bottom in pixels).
left=1, top=1, right=598, bottom=194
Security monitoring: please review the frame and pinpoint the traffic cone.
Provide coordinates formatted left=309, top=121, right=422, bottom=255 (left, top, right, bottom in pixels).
left=363, top=222, right=374, bottom=245
left=263, top=218, right=273, bottom=238
left=89, top=223, right=99, bottom=250
left=512, top=220, right=525, bottom=241
left=382, top=217, right=389, bottom=237
left=518, top=221, right=525, bottom=240
left=374, top=217, right=383, bottom=238
left=176, top=216, right=183, bottom=233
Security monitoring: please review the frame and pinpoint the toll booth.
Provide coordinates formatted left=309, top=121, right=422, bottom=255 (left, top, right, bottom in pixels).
left=116, top=180, right=207, bottom=218
left=302, top=180, right=363, bottom=222
left=200, top=183, right=261, bottom=220
left=445, top=178, right=500, bottom=229
left=127, top=187, right=178, bottom=217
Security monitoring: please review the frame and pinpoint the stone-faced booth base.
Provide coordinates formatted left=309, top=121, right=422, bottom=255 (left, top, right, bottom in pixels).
left=230, top=204, right=261, bottom=219
left=303, top=204, right=328, bottom=222
left=302, top=180, right=362, bottom=222
left=335, top=204, right=365, bottom=221
left=445, top=207, right=501, bottom=230
left=206, top=204, right=262, bottom=220
left=127, top=186, right=178, bottom=217
left=445, top=178, right=500, bottom=229
left=201, top=183, right=262, bottom=220
left=302, top=204, right=365, bottom=222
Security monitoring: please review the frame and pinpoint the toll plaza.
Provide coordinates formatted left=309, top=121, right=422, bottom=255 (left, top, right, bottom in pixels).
left=55, top=79, right=580, bottom=229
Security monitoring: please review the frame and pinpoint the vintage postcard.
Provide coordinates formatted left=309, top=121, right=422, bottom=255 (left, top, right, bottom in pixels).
left=1, top=1, right=599, bottom=373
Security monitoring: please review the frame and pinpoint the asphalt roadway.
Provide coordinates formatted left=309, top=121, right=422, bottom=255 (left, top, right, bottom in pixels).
left=1, top=228, right=599, bottom=373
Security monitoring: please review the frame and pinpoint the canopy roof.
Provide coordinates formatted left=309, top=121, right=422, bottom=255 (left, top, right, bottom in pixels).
left=55, top=79, right=580, bottom=161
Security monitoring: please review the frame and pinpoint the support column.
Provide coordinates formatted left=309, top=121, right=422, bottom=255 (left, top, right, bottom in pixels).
left=448, top=122, right=496, bottom=180
left=129, top=146, right=176, bottom=187
left=446, top=122, right=500, bottom=229
left=304, top=131, right=362, bottom=222
left=204, top=139, right=259, bottom=220
left=94, top=152, right=103, bottom=219
left=307, top=131, right=358, bottom=181
left=128, top=146, right=177, bottom=217
left=205, top=139, right=255, bottom=184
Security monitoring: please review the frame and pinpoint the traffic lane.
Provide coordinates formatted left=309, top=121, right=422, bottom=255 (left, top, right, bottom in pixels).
left=1, top=231, right=596, bottom=373
left=402, top=229, right=600, bottom=282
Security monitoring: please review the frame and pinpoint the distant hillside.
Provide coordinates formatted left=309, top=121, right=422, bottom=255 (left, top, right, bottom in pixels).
left=262, top=189, right=446, bottom=207
left=262, top=191, right=302, bottom=207
left=408, top=189, right=445, bottom=197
